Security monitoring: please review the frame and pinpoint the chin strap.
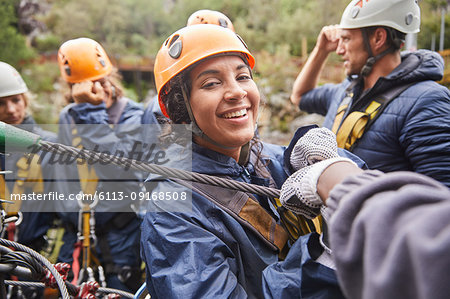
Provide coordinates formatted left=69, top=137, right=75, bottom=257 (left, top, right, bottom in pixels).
left=359, top=28, right=400, bottom=77
left=180, top=83, right=236, bottom=150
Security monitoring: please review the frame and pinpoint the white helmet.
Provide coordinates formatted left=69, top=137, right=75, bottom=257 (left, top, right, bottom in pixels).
left=0, top=62, right=28, bottom=98
left=340, top=0, right=420, bottom=34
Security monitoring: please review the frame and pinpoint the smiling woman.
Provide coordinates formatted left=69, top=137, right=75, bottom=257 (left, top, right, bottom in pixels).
left=141, top=24, right=346, bottom=299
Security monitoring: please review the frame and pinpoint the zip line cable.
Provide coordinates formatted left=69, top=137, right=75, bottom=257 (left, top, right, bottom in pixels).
left=38, top=140, right=281, bottom=198
left=1, top=121, right=281, bottom=198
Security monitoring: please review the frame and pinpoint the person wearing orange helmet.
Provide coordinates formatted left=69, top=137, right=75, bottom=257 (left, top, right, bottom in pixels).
left=55, top=37, right=144, bottom=293
left=140, top=24, right=365, bottom=298
left=187, top=9, right=235, bottom=31
left=141, top=9, right=235, bottom=126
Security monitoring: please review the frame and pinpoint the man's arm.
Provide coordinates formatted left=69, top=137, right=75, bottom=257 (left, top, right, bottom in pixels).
left=290, top=25, right=340, bottom=106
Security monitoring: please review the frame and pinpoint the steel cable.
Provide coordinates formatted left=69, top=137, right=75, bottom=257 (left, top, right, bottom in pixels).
left=3, top=280, right=135, bottom=298
left=0, top=238, right=69, bottom=299
left=39, top=140, right=281, bottom=198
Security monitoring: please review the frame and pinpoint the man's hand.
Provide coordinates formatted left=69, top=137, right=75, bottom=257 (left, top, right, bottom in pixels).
left=316, top=25, right=341, bottom=54
left=71, top=81, right=106, bottom=105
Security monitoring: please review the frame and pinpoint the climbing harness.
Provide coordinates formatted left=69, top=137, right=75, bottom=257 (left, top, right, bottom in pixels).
left=332, top=81, right=414, bottom=150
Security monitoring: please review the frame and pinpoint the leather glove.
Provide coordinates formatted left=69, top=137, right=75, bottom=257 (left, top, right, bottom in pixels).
left=290, top=127, right=339, bottom=171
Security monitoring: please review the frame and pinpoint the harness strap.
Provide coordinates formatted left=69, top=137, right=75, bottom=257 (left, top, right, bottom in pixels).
left=249, top=145, right=321, bottom=241
left=71, top=130, right=99, bottom=196
left=332, top=82, right=414, bottom=150
left=1, top=154, right=44, bottom=215
left=175, top=178, right=289, bottom=253
left=335, top=111, right=369, bottom=150
left=71, top=241, right=82, bottom=284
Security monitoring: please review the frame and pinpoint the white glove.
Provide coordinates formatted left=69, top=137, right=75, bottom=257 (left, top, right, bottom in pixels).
left=281, top=157, right=357, bottom=219
left=290, top=127, right=339, bottom=171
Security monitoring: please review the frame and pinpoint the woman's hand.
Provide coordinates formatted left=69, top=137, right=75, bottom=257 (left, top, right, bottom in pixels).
left=71, top=81, right=106, bottom=106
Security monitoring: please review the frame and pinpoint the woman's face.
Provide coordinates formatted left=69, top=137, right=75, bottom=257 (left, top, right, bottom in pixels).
left=189, top=55, right=260, bottom=157
left=0, top=94, right=27, bottom=124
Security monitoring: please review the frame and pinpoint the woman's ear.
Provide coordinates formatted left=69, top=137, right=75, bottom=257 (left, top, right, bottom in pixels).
left=22, top=93, right=29, bottom=108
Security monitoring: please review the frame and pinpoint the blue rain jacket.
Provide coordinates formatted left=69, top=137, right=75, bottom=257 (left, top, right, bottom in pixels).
left=55, top=99, right=143, bottom=289
left=1, top=116, right=56, bottom=248
left=300, top=50, right=450, bottom=187
left=140, top=126, right=362, bottom=298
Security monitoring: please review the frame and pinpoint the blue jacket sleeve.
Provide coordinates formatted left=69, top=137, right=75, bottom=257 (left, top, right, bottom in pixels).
left=59, top=100, right=145, bottom=182
left=262, top=233, right=344, bottom=299
left=141, top=182, right=248, bottom=299
left=400, top=84, right=450, bottom=187
left=299, top=83, right=345, bottom=116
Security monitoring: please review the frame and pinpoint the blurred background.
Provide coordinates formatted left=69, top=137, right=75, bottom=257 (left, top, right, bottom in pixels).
left=1, top=0, right=449, bottom=144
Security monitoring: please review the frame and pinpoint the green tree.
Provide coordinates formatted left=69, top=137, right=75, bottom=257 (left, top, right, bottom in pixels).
left=0, top=0, right=34, bottom=67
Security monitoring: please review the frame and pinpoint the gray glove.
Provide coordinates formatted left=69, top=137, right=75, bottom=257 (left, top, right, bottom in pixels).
left=290, top=127, right=339, bottom=171
left=281, top=157, right=356, bottom=218
left=282, top=127, right=356, bottom=218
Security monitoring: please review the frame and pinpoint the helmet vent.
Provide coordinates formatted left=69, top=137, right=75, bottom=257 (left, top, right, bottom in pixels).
left=168, top=35, right=182, bottom=59
left=405, top=13, right=413, bottom=26
left=218, top=18, right=228, bottom=28
left=351, top=6, right=360, bottom=19
left=169, top=34, right=179, bottom=48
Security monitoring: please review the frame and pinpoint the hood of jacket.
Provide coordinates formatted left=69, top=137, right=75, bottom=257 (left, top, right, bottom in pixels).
left=388, top=49, right=444, bottom=83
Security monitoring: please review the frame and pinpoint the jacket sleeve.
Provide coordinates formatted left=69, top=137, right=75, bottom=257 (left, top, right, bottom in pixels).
left=400, top=85, right=450, bottom=187
left=324, top=170, right=450, bottom=299
left=299, top=82, right=346, bottom=116
left=141, top=183, right=248, bottom=299
left=61, top=101, right=145, bottom=182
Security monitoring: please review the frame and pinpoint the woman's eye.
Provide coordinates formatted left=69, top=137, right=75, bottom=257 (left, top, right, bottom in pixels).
left=202, top=80, right=220, bottom=88
left=238, top=74, right=251, bottom=81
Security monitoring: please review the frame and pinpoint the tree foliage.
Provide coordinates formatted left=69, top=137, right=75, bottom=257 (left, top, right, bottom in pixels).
left=1, top=0, right=448, bottom=132
left=0, top=0, right=34, bottom=67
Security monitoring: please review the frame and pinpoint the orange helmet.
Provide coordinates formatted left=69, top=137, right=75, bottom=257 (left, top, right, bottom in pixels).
left=154, top=24, right=255, bottom=118
left=187, top=9, right=235, bottom=32
left=58, top=37, right=113, bottom=83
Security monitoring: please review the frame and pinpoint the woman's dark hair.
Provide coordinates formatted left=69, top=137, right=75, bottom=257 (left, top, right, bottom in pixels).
left=160, top=70, right=192, bottom=124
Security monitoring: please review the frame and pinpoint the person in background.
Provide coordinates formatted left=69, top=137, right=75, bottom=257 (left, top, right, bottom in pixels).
left=0, top=61, right=57, bottom=298
left=279, top=127, right=450, bottom=299
left=290, top=0, right=450, bottom=187
left=139, top=24, right=370, bottom=299
left=187, top=9, right=235, bottom=31
left=55, top=37, right=143, bottom=293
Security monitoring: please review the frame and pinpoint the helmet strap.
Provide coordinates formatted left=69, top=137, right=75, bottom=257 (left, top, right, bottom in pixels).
left=180, top=83, right=236, bottom=150
left=360, top=28, right=396, bottom=77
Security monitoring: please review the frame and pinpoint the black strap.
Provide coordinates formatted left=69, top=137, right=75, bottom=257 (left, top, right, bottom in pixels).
left=362, top=82, right=415, bottom=133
